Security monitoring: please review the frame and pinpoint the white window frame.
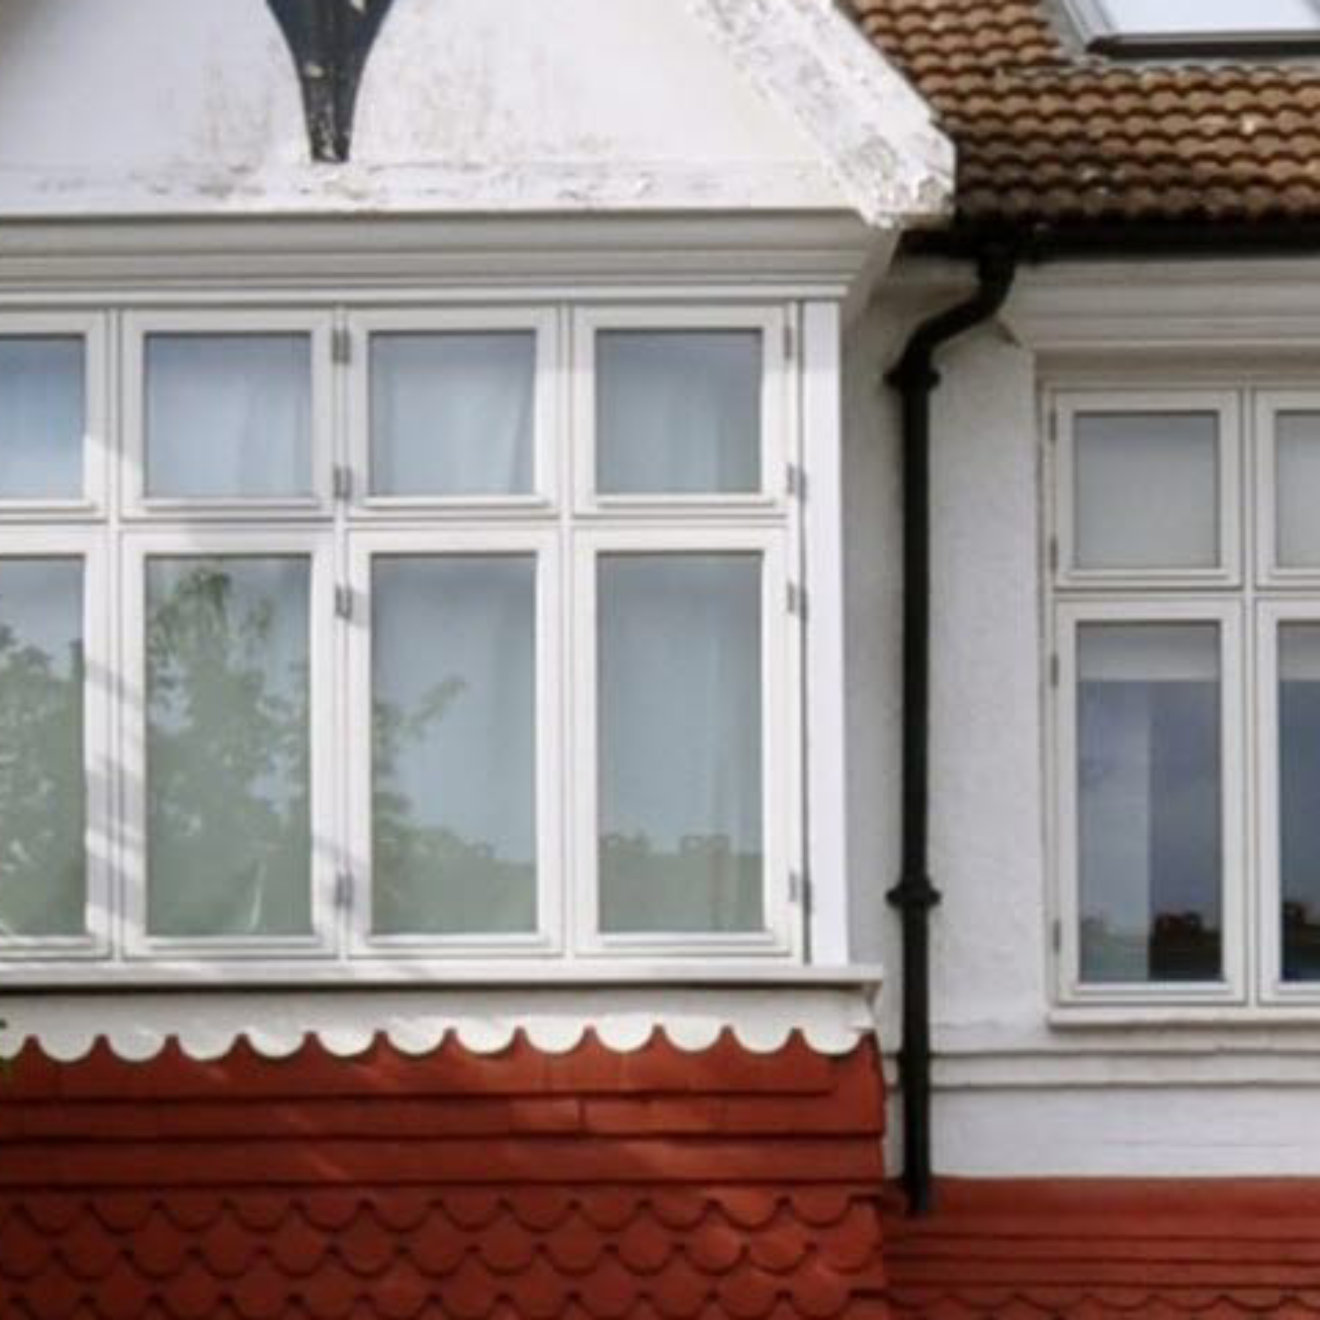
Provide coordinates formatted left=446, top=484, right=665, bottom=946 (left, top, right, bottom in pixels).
left=1053, top=598, right=1246, bottom=1005
left=1052, top=390, right=1242, bottom=589
left=345, top=307, right=561, bottom=517
left=121, top=309, right=336, bottom=519
left=1253, top=390, right=1320, bottom=585
left=0, top=312, right=109, bottom=520
left=571, top=305, right=791, bottom=516
left=119, top=529, right=338, bottom=961
left=0, top=528, right=112, bottom=960
left=571, top=524, right=800, bottom=960
left=0, top=279, right=839, bottom=982
left=345, top=526, right=563, bottom=958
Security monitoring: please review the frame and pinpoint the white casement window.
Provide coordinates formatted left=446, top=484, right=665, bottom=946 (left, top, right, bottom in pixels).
left=1050, top=383, right=1320, bottom=1004
left=0, top=301, right=813, bottom=979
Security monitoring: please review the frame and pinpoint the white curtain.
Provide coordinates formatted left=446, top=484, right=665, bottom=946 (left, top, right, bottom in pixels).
left=0, top=336, right=83, bottom=499
left=371, top=555, right=536, bottom=934
left=146, top=335, right=312, bottom=498
left=597, top=554, right=763, bottom=934
left=1074, top=411, right=1218, bottom=570
left=596, top=331, right=760, bottom=494
left=370, top=333, right=534, bottom=496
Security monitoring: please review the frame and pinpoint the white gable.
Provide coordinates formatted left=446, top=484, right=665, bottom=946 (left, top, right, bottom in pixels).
left=0, top=0, right=949, bottom=224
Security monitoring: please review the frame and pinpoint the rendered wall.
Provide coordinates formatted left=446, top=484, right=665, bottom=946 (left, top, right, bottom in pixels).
left=849, top=260, right=1320, bottom=1177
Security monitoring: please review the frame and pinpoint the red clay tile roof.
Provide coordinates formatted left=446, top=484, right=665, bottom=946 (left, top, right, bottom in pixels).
left=851, top=0, right=1320, bottom=228
left=0, top=1031, right=890, bottom=1319
left=883, top=1177, right=1320, bottom=1316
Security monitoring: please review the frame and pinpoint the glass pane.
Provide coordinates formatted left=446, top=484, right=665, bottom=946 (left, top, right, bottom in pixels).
left=145, top=334, right=312, bottom=498
left=370, top=333, right=535, bottom=496
left=598, top=554, right=763, bottom=933
left=1077, top=624, right=1222, bottom=983
left=372, top=557, right=536, bottom=935
left=1074, top=412, right=1219, bottom=570
left=0, top=337, right=84, bottom=500
left=146, top=557, right=311, bottom=937
left=597, top=331, right=761, bottom=494
left=0, top=561, right=85, bottom=936
left=1276, top=412, right=1320, bottom=566
left=1279, top=624, right=1320, bottom=980
left=1102, top=0, right=1320, bottom=32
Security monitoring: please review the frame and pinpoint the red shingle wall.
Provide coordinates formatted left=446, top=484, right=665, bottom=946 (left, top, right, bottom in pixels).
left=0, top=1031, right=891, bottom=1319
left=884, top=1177, right=1320, bottom=1316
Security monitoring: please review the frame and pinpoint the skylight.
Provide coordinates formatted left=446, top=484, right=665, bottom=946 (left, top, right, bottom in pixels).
left=1069, top=0, right=1320, bottom=54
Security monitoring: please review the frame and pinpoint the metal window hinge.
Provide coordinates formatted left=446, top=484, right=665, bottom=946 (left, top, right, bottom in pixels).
left=1048, top=536, right=1059, bottom=573
left=789, top=870, right=810, bottom=911
left=335, top=585, right=353, bottom=620
left=332, top=326, right=352, bottom=365
left=783, top=321, right=795, bottom=360
left=787, top=582, right=807, bottom=618
left=1048, top=408, right=1059, bottom=445
left=1049, top=653, right=1060, bottom=687
left=335, top=872, right=353, bottom=911
left=786, top=461, right=806, bottom=500
left=1051, top=917, right=1062, bottom=953
left=333, top=464, right=353, bottom=501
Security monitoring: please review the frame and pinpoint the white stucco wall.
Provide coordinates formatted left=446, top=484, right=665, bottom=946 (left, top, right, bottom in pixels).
left=851, top=258, right=1320, bottom=1177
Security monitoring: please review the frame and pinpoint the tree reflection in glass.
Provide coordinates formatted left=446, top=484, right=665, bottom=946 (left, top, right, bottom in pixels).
left=0, top=559, right=85, bottom=936
left=146, top=557, right=311, bottom=938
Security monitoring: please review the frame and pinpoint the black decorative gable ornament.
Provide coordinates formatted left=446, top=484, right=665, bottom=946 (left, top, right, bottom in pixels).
left=267, top=0, right=396, bottom=163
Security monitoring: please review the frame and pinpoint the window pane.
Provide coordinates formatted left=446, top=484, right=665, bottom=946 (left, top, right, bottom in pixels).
left=0, top=560, right=85, bottom=937
left=0, top=337, right=84, bottom=500
left=597, top=331, right=761, bottom=494
left=1275, top=412, right=1320, bottom=566
left=145, top=335, right=312, bottom=498
left=372, top=556, right=536, bottom=934
left=146, top=557, right=311, bottom=937
left=370, top=333, right=535, bottom=497
left=1077, top=624, right=1222, bottom=983
left=598, top=554, right=763, bottom=933
left=1074, top=412, right=1219, bottom=570
left=1279, top=624, right=1320, bottom=981
left=1102, top=0, right=1320, bottom=32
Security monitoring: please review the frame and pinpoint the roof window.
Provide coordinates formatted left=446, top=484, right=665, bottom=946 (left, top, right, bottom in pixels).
left=1067, top=0, right=1320, bottom=55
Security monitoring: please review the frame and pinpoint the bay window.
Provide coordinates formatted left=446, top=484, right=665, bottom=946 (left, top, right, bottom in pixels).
left=1050, top=383, right=1320, bottom=1003
left=0, top=299, right=808, bottom=977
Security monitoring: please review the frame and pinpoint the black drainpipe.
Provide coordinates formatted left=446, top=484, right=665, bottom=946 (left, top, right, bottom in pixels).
left=885, top=240, right=1018, bottom=1217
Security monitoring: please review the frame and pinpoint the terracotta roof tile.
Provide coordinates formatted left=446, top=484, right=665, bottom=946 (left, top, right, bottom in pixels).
left=0, top=1033, right=888, bottom=1320
left=851, top=0, right=1320, bottom=226
left=884, top=1178, right=1320, bottom=1316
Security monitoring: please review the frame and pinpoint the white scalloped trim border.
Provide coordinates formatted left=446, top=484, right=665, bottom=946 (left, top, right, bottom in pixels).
left=0, top=986, right=879, bottom=1063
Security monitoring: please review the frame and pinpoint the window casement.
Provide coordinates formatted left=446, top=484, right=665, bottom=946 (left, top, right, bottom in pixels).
left=1062, top=0, right=1320, bottom=58
left=1050, top=384, right=1320, bottom=1006
left=0, top=301, right=813, bottom=981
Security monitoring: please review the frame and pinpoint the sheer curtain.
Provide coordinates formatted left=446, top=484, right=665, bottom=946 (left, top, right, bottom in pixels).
left=1276, top=412, right=1320, bottom=565
left=596, top=331, right=761, bottom=494
left=372, top=556, right=536, bottom=934
left=146, top=335, right=312, bottom=498
left=370, top=333, right=534, bottom=496
left=1074, top=412, right=1218, bottom=569
left=1077, top=623, right=1222, bottom=983
left=598, top=554, right=763, bottom=933
left=0, top=337, right=83, bottom=499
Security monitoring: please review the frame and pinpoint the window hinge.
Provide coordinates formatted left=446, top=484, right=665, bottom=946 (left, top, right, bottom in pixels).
left=334, top=872, right=353, bottom=911
left=335, top=584, right=353, bottom=620
left=786, top=461, right=806, bottom=500
left=789, top=870, right=810, bottom=911
left=1048, top=408, right=1059, bottom=445
left=332, top=326, right=352, bottom=365
left=783, top=321, right=795, bottom=360
left=1051, top=917, right=1062, bottom=953
left=1049, top=653, right=1060, bottom=687
left=787, top=581, right=807, bottom=618
left=333, top=464, right=353, bottom=501
left=1048, top=536, right=1059, bottom=573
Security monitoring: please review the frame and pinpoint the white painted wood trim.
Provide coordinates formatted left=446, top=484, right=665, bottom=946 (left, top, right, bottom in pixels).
left=801, top=301, right=850, bottom=962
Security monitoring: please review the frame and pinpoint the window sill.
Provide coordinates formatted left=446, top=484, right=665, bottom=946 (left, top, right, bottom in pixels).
left=1049, top=1002, right=1320, bottom=1028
